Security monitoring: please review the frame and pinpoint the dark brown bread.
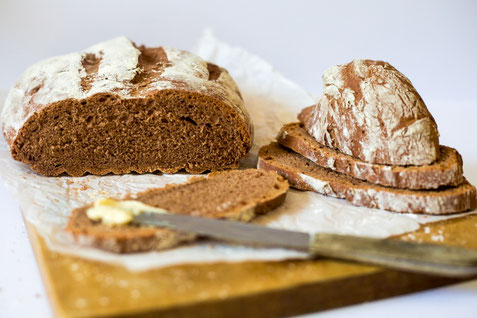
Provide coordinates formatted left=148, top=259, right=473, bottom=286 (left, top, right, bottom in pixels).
left=277, top=122, right=464, bottom=189
left=258, top=143, right=476, bottom=215
left=66, top=169, right=289, bottom=253
left=2, top=38, right=252, bottom=176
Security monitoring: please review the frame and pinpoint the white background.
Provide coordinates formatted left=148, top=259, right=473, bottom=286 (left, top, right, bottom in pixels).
left=1, top=0, right=477, bottom=317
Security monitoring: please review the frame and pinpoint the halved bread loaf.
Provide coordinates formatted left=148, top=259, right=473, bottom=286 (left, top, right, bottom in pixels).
left=66, top=169, right=289, bottom=253
left=277, top=122, right=464, bottom=189
left=2, top=37, right=252, bottom=176
left=258, top=143, right=476, bottom=215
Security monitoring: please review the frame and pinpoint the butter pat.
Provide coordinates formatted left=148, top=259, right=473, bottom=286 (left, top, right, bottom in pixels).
left=86, top=198, right=168, bottom=226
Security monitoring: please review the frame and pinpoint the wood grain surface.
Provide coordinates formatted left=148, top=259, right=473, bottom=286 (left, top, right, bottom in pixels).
left=26, top=213, right=477, bottom=318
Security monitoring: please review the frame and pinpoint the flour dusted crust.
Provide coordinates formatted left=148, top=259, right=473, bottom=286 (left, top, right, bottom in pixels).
left=277, top=122, right=464, bottom=189
left=299, top=59, right=439, bottom=166
left=1, top=37, right=253, bottom=176
left=258, top=143, right=476, bottom=215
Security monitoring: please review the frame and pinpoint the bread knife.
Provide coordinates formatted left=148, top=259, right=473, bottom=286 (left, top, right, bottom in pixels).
left=134, top=212, right=477, bottom=277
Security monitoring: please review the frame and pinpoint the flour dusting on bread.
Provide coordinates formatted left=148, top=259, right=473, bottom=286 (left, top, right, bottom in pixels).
left=300, top=59, right=439, bottom=166
left=2, top=37, right=247, bottom=147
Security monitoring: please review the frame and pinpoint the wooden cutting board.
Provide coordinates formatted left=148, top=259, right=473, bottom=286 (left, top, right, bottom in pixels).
left=26, top=213, right=477, bottom=318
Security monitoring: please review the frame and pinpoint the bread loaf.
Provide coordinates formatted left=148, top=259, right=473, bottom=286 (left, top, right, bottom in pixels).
left=265, top=59, right=475, bottom=215
left=67, top=169, right=289, bottom=253
left=1, top=37, right=252, bottom=176
left=299, top=59, right=439, bottom=166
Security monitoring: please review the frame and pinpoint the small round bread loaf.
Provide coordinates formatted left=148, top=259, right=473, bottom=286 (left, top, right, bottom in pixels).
left=1, top=37, right=253, bottom=176
left=299, top=59, right=439, bottom=166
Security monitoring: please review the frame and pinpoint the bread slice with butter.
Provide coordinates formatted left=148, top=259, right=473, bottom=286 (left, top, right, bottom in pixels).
left=66, top=169, right=289, bottom=253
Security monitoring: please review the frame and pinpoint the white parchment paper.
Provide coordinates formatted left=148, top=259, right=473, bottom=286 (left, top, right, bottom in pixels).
left=0, top=30, right=471, bottom=271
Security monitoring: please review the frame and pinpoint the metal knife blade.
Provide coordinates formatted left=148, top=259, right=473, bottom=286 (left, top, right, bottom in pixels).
left=134, top=212, right=477, bottom=277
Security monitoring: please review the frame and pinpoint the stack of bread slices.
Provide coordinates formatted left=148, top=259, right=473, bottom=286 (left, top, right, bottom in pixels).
left=258, top=59, right=476, bottom=215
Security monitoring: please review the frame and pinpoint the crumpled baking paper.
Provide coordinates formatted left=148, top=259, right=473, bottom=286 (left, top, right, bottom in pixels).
left=0, top=30, right=470, bottom=271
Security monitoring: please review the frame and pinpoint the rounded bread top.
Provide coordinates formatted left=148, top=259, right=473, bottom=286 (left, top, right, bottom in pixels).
left=303, top=59, right=439, bottom=166
left=1, top=37, right=249, bottom=146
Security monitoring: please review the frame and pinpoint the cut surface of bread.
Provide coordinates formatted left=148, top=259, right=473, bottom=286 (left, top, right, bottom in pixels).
left=66, top=169, right=289, bottom=253
left=2, top=37, right=252, bottom=176
left=277, top=122, right=464, bottom=189
left=258, top=143, right=476, bottom=215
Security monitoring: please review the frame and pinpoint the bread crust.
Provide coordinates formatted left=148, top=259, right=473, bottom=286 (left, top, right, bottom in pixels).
left=258, top=143, right=476, bottom=215
left=299, top=60, right=439, bottom=166
left=277, top=122, right=464, bottom=189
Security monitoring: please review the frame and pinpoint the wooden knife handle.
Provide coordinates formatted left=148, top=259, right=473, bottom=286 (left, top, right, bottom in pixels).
left=309, top=233, right=477, bottom=277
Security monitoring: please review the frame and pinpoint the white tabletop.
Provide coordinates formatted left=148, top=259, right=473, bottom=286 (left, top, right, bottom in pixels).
left=1, top=1, right=476, bottom=317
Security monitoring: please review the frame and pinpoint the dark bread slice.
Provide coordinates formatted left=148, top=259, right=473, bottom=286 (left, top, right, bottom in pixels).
left=258, top=143, right=476, bottom=215
left=277, top=122, right=464, bottom=189
left=2, top=38, right=252, bottom=176
left=66, top=169, right=289, bottom=253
